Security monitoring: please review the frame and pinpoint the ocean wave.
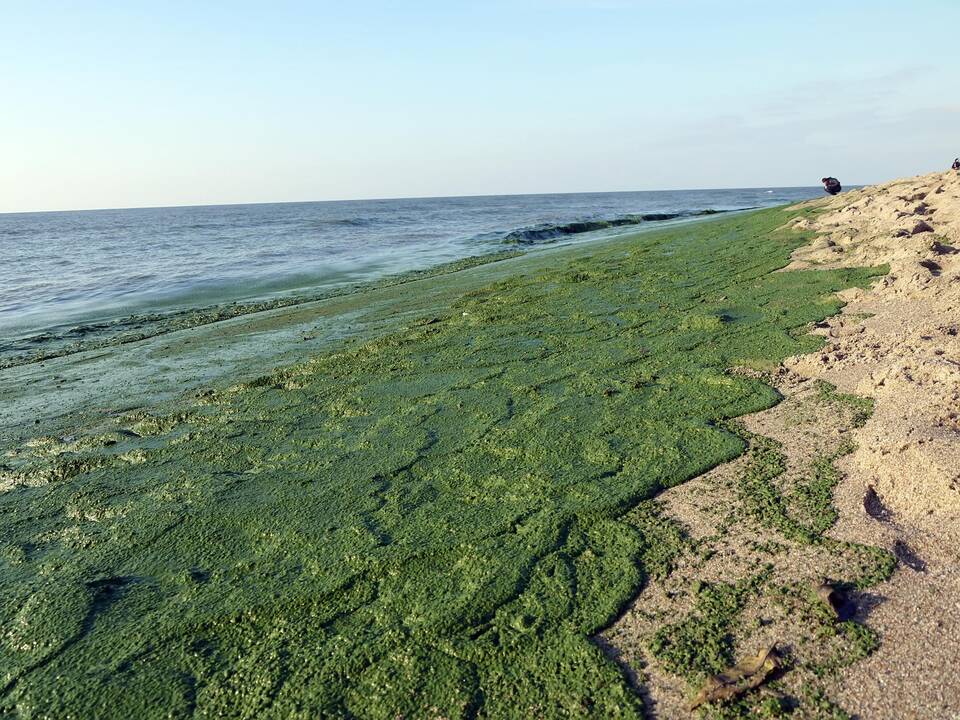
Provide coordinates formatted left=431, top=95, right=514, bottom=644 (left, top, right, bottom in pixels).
left=306, top=217, right=379, bottom=229
left=499, top=208, right=750, bottom=245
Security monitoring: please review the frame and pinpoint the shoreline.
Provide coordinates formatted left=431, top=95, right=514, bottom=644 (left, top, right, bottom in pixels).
left=1, top=177, right=955, bottom=717
left=1, top=202, right=777, bottom=372
left=0, top=209, right=763, bottom=446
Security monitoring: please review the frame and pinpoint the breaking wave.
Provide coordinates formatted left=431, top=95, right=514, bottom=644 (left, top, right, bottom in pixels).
left=499, top=208, right=753, bottom=245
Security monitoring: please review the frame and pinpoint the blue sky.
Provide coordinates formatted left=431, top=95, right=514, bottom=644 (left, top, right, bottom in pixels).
left=2, top=1, right=959, bottom=212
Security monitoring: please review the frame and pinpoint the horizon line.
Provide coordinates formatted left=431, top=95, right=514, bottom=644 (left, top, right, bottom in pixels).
left=0, top=182, right=847, bottom=217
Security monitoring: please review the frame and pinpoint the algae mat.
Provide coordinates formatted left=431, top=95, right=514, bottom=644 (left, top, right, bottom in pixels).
left=0, top=209, right=881, bottom=718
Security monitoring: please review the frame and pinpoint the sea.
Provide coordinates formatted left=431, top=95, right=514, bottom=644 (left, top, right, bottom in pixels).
left=0, top=187, right=822, bottom=343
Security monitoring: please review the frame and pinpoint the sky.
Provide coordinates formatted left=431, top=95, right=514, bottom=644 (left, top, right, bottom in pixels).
left=2, top=1, right=959, bottom=213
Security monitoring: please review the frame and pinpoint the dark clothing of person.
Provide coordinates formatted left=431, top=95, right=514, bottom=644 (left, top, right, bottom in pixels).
left=953, top=159, right=960, bottom=171
left=822, top=177, right=841, bottom=195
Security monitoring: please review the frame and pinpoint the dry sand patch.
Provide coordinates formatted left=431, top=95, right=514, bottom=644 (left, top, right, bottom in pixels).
left=602, top=170, right=960, bottom=718
left=787, top=170, right=960, bottom=719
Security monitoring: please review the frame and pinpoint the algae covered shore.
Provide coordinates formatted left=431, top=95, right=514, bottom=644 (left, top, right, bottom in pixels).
left=0, top=208, right=885, bottom=717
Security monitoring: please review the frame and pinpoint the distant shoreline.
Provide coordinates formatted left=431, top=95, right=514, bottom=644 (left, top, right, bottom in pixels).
left=1, top=185, right=832, bottom=216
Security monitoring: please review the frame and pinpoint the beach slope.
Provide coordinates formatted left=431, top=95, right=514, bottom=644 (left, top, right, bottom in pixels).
left=604, top=171, right=960, bottom=719
left=0, top=207, right=883, bottom=718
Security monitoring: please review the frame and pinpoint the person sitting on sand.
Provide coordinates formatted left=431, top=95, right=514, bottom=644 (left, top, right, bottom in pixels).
left=952, top=158, right=960, bottom=172
left=821, top=177, right=842, bottom=195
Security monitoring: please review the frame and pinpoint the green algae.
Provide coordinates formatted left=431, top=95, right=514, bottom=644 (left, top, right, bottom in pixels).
left=730, top=412, right=895, bottom=592
left=648, top=572, right=771, bottom=680
left=0, top=208, right=884, bottom=718
left=627, top=500, right=689, bottom=582
left=731, top=430, right=853, bottom=548
left=813, top=380, right=874, bottom=429
left=703, top=686, right=850, bottom=720
left=769, top=582, right=880, bottom=678
left=668, top=387, right=892, bottom=717
left=0, top=251, right=525, bottom=371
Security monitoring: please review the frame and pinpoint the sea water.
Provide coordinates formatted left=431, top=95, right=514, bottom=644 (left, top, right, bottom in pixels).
left=0, top=187, right=821, bottom=341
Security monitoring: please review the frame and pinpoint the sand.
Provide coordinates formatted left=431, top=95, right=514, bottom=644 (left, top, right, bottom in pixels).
left=601, top=169, right=960, bottom=718
left=785, top=170, right=960, bottom=718
left=600, top=367, right=896, bottom=718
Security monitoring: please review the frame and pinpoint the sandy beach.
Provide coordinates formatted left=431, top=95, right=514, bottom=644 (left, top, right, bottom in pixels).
left=2, top=175, right=958, bottom=718
left=603, top=170, right=960, bottom=718
left=788, top=170, right=960, bottom=718
left=6, top=1, right=958, bottom=716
